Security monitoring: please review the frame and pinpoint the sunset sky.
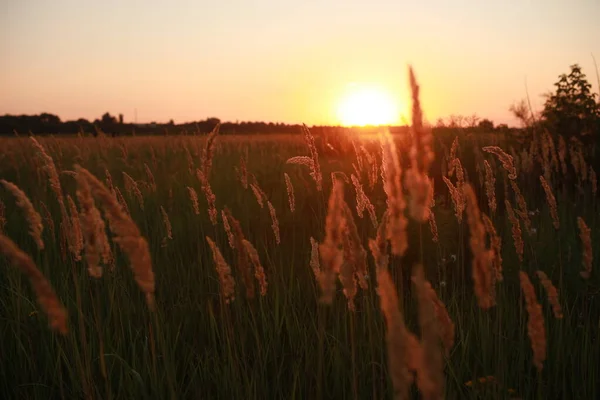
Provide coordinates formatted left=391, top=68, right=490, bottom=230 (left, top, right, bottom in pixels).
left=1, top=0, right=599, bottom=126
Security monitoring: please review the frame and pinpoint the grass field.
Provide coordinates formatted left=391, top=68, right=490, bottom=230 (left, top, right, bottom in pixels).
left=0, top=126, right=598, bottom=399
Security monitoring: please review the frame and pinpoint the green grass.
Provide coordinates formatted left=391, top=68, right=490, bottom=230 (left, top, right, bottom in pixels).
left=0, top=133, right=598, bottom=399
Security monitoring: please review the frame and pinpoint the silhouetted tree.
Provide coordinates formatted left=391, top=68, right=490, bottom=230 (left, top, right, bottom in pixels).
left=478, top=119, right=494, bottom=131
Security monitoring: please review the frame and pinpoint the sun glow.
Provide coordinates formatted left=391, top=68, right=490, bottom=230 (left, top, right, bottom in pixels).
left=336, top=84, right=400, bottom=126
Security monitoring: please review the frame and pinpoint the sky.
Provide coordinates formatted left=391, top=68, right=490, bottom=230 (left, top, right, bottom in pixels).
left=1, top=0, right=599, bottom=126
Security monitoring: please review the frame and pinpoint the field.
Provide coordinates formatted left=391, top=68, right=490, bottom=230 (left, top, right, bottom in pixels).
left=0, top=127, right=598, bottom=399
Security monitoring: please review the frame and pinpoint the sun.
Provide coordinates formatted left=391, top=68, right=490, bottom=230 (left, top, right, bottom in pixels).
left=336, top=85, right=400, bottom=126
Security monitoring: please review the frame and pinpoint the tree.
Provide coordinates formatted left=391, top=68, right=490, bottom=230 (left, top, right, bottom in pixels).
left=541, top=64, right=599, bottom=140
left=478, top=119, right=494, bottom=131
left=509, top=99, right=532, bottom=127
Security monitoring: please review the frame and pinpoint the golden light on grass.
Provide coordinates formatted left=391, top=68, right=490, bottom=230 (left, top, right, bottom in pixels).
left=336, top=84, right=401, bottom=127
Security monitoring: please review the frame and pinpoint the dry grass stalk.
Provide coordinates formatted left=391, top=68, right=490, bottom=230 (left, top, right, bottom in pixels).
left=206, top=236, right=235, bottom=304
left=318, top=180, right=346, bottom=304
left=483, top=160, right=496, bottom=214
left=75, top=172, right=112, bottom=277
left=309, top=236, right=321, bottom=280
left=577, top=217, right=592, bottom=279
left=302, top=125, right=323, bottom=191
left=442, top=176, right=464, bottom=223
left=535, top=271, right=563, bottom=319
left=332, top=171, right=350, bottom=186
left=412, top=264, right=445, bottom=399
left=481, top=213, right=503, bottom=282
left=187, top=186, right=200, bottom=215
left=482, top=146, right=517, bottom=180
left=1, top=180, right=44, bottom=250
left=590, top=166, right=597, bottom=196
left=505, top=200, right=524, bottom=262
left=464, top=184, right=495, bottom=309
left=284, top=173, right=295, bottom=213
left=221, top=210, right=235, bottom=249
left=249, top=183, right=265, bottom=208
left=242, top=239, right=268, bottom=296
left=519, top=271, right=546, bottom=372
left=39, top=202, right=55, bottom=240
left=376, top=267, right=413, bottom=400
left=122, top=172, right=144, bottom=210
left=196, top=169, right=218, bottom=225
left=405, top=67, right=435, bottom=223
left=67, top=195, right=83, bottom=261
left=558, top=135, right=567, bottom=175
left=0, top=233, right=68, bottom=334
left=380, top=130, right=408, bottom=256
left=428, top=211, right=439, bottom=243
left=238, top=156, right=248, bottom=189
left=539, top=176, right=559, bottom=229
left=114, top=187, right=130, bottom=215
left=267, top=201, right=280, bottom=245
left=160, top=206, right=172, bottom=240
left=509, top=180, right=532, bottom=234
left=425, top=280, right=454, bottom=355
left=144, top=163, right=156, bottom=192
left=75, top=166, right=155, bottom=310
left=351, top=173, right=377, bottom=228
left=369, top=210, right=390, bottom=270
left=286, top=156, right=314, bottom=168
left=105, top=168, right=116, bottom=197
left=201, top=123, right=220, bottom=179
left=361, top=145, right=379, bottom=189
left=223, top=208, right=255, bottom=298
left=448, top=136, right=459, bottom=177
left=339, top=202, right=368, bottom=311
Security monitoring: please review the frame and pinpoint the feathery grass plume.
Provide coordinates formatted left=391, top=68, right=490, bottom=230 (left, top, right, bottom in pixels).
left=144, top=163, right=156, bottom=192
left=267, top=201, right=280, bottom=245
left=442, top=176, right=464, bottom=223
left=539, top=176, right=559, bottom=229
left=428, top=177, right=435, bottom=208
left=242, top=239, right=268, bottom=296
left=351, top=137, right=364, bottom=173
left=286, top=156, right=315, bottom=168
left=201, top=123, right=220, bottom=179
left=39, top=202, right=55, bottom=240
left=185, top=146, right=195, bottom=175
left=481, top=213, right=503, bottom=282
left=223, top=208, right=255, bottom=299
left=590, top=166, right=597, bottom=196
left=187, top=186, right=200, bottom=215
left=546, top=132, right=559, bottom=173
left=196, top=169, right=218, bottom=225
left=105, top=168, right=116, bottom=197
left=351, top=173, right=377, bottom=228
left=428, top=211, right=439, bottom=243
left=122, top=172, right=144, bottom=210
left=380, top=129, right=408, bottom=256
left=341, top=201, right=368, bottom=298
left=75, top=172, right=112, bottom=278
left=482, top=146, right=517, bottom=180
left=309, top=236, right=321, bottom=280
left=412, top=264, right=445, bottom=399
left=284, top=173, right=295, bottom=213
left=318, top=180, right=346, bottom=304
left=0, top=200, right=6, bottom=234
left=67, top=195, right=83, bottom=261
left=536, top=271, right=563, bottom=319
left=361, top=145, right=379, bottom=189
left=75, top=166, right=155, bottom=310
left=509, top=180, right=532, bottom=234
left=114, top=187, right=130, bottom=215
left=505, top=200, right=524, bottom=262
left=221, top=209, right=235, bottom=249
left=519, top=271, right=546, bottom=372
left=238, top=155, right=248, bottom=189
left=577, top=217, right=592, bottom=279
left=160, top=206, right=172, bottom=240
left=332, top=171, right=350, bottom=186
left=425, top=279, right=454, bottom=355
left=405, top=67, right=435, bottom=223
left=369, top=210, right=390, bottom=269
left=205, top=236, right=235, bottom=304
left=464, top=184, right=495, bottom=309
left=249, top=183, right=265, bottom=208
left=0, top=233, right=68, bottom=334
left=448, top=136, right=459, bottom=177
left=1, top=180, right=44, bottom=250
left=376, top=267, right=413, bottom=400
left=558, top=135, right=567, bottom=175
left=302, top=124, right=323, bottom=191
left=483, top=160, right=496, bottom=214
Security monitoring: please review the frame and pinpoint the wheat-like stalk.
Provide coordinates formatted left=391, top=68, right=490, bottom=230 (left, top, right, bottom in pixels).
left=206, top=236, right=235, bottom=304
left=75, top=166, right=156, bottom=310
left=482, top=146, right=517, bottom=180
left=302, top=125, right=323, bottom=191
left=509, top=180, right=532, bottom=235
left=539, top=175, right=559, bottom=229
left=144, top=163, right=156, bottom=192
left=67, top=195, right=83, bottom=261
left=309, top=236, right=321, bottom=280
left=481, top=213, right=503, bottom=282
left=267, top=201, right=280, bottom=245
left=196, top=169, right=218, bottom=225
left=284, top=173, right=295, bottom=213
left=577, top=217, right=592, bottom=279
left=1, top=180, right=44, bottom=250
left=242, top=239, right=268, bottom=296
left=536, top=271, right=563, bottom=319
left=160, top=206, right=173, bottom=241
left=483, top=160, right=496, bottom=214
left=505, top=200, right=524, bottom=262
left=0, top=233, right=68, bottom=334
left=187, top=186, right=200, bottom=215
left=351, top=173, right=377, bottom=228
left=122, top=172, right=144, bottom=210
left=221, top=209, right=235, bottom=249
left=201, top=123, right=220, bottom=179
left=223, top=208, right=255, bottom=298
left=519, top=271, right=546, bottom=372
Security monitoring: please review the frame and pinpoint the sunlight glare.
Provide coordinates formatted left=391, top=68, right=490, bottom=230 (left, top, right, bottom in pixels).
left=336, top=85, right=400, bottom=126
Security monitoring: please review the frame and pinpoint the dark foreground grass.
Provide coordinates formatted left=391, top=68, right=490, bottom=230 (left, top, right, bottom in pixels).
left=0, top=134, right=598, bottom=399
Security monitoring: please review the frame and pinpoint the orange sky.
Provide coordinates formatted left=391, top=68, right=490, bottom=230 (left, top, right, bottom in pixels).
left=1, top=0, right=599, bottom=126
